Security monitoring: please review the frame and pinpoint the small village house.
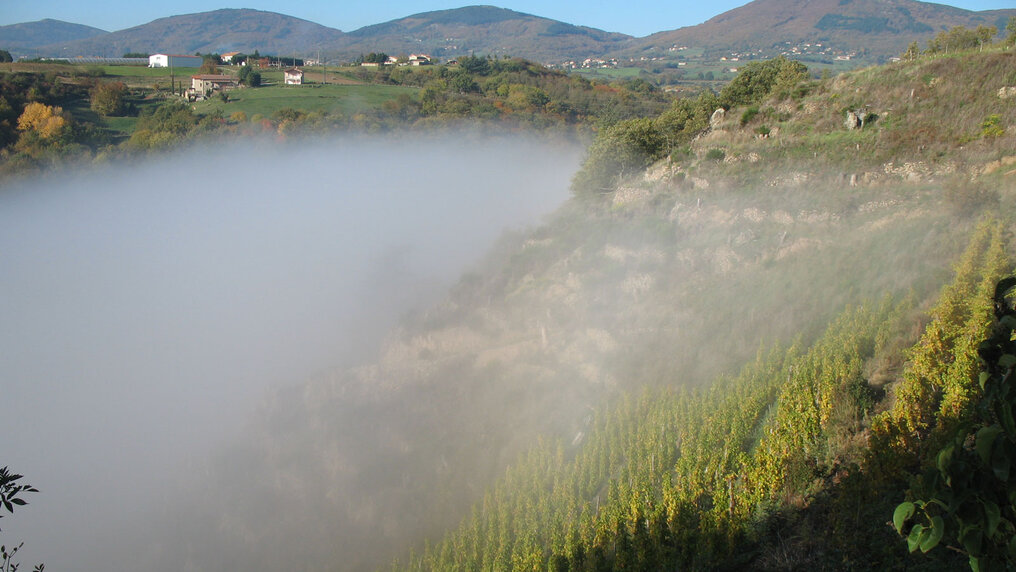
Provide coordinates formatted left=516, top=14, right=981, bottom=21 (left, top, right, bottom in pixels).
left=221, top=52, right=241, bottom=64
left=284, top=68, right=304, bottom=85
left=149, top=54, right=202, bottom=68
left=190, top=74, right=239, bottom=96
left=408, top=54, right=431, bottom=66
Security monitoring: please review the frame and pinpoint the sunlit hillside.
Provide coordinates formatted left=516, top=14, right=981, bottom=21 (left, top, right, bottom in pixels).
left=2, top=32, right=1016, bottom=572
left=135, top=46, right=1016, bottom=571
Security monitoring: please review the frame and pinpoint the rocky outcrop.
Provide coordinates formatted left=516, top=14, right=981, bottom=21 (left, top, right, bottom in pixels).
left=710, top=107, right=726, bottom=128
left=845, top=110, right=863, bottom=130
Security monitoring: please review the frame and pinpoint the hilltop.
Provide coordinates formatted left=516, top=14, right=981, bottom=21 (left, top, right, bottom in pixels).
left=7, top=1, right=1014, bottom=68
left=336, top=5, right=632, bottom=62
left=632, top=0, right=1016, bottom=63
left=28, top=9, right=346, bottom=58
left=0, top=19, right=107, bottom=52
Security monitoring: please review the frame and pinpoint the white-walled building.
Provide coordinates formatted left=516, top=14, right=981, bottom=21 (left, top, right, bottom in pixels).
left=408, top=54, right=431, bottom=66
left=149, top=54, right=202, bottom=68
left=284, top=68, right=304, bottom=85
left=190, top=74, right=239, bottom=94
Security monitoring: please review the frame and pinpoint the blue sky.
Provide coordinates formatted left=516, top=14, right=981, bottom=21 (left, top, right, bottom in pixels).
left=1, top=0, right=1013, bottom=37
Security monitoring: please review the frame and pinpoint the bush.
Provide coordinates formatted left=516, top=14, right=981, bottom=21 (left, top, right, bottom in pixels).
left=706, top=148, right=726, bottom=161
left=238, top=66, right=261, bottom=87
left=981, top=115, right=1004, bottom=138
left=90, top=81, right=128, bottom=116
left=740, top=106, right=760, bottom=126
left=571, top=117, right=666, bottom=194
left=719, top=56, right=808, bottom=108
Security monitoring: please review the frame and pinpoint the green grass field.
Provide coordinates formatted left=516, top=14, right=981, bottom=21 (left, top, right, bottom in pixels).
left=192, top=83, right=420, bottom=118
left=570, top=67, right=645, bottom=80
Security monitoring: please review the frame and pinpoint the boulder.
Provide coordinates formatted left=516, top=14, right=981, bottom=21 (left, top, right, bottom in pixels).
left=710, top=108, right=725, bottom=128
left=844, top=110, right=862, bottom=130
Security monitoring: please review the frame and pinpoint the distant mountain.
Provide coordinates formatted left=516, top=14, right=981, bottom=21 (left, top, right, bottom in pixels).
left=334, top=5, right=632, bottom=62
left=632, top=0, right=1016, bottom=61
left=25, top=5, right=629, bottom=63
left=0, top=19, right=107, bottom=55
left=14, top=2, right=1016, bottom=64
left=38, top=9, right=345, bottom=58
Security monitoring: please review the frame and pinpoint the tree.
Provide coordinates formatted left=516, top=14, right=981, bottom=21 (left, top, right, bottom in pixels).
left=571, top=117, right=666, bottom=194
left=17, top=102, right=67, bottom=140
left=363, top=52, right=389, bottom=64
left=199, top=57, right=220, bottom=75
left=1006, top=17, right=1016, bottom=47
left=448, top=71, right=478, bottom=93
left=902, top=41, right=920, bottom=62
left=0, top=50, right=12, bottom=63
left=90, top=81, right=127, bottom=116
left=926, top=25, right=997, bottom=54
left=458, top=55, right=490, bottom=75
left=719, top=56, right=807, bottom=108
left=238, top=66, right=261, bottom=87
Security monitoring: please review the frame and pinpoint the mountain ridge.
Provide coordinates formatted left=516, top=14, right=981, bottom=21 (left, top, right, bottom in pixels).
left=3, top=1, right=1015, bottom=64
left=0, top=19, right=108, bottom=52
left=632, top=0, right=1016, bottom=60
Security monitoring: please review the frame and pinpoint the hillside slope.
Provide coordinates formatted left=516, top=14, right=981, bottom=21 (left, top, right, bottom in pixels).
left=0, top=19, right=107, bottom=56
left=632, top=0, right=1016, bottom=62
left=139, top=48, right=1016, bottom=571
left=335, top=5, right=632, bottom=62
left=38, top=9, right=345, bottom=58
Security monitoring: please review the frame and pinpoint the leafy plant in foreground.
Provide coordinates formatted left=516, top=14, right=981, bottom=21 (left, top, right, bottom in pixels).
left=894, top=276, right=1016, bottom=570
left=0, top=467, right=43, bottom=572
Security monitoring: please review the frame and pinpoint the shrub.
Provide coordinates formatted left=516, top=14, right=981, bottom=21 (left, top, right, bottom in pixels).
left=706, top=148, right=726, bottom=161
left=238, top=66, right=261, bottom=87
left=719, top=56, right=808, bottom=108
left=981, top=115, right=1004, bottom=138
left=740, top=106, right=760, bottom=126
left=571, top=117, right=666, bottom=194
left=90, top=81, right=128, bottom=116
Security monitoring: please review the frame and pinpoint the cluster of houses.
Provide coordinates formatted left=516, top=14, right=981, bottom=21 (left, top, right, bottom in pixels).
left=147, top=53, right=306, bottom=99
left=360, top=54, right=432, bottom=67
left=146, top=51, right=433, bottom=99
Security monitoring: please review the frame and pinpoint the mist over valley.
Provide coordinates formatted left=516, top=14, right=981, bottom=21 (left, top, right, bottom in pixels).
left=1, top=11, right=1015, bottom=571
left=0, top=135, right=581, bottom=570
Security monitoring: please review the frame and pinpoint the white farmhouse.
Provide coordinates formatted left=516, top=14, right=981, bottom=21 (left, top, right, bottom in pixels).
left=149, top=54, right=202, bottom=68
left=408, top=54, right=431, bottom=66
left=284, top=68, right=304, bottom=85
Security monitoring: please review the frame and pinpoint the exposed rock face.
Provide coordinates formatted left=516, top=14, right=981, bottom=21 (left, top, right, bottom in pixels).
left=998, top=87, right=1016, bottom=100
left=845, top=110, right=863, bottom=130
left=710, top=107, right=726, bottom=128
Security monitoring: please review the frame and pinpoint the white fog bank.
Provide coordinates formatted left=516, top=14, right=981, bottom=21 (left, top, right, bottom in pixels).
left=0, top=134, right=583, bottom=570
